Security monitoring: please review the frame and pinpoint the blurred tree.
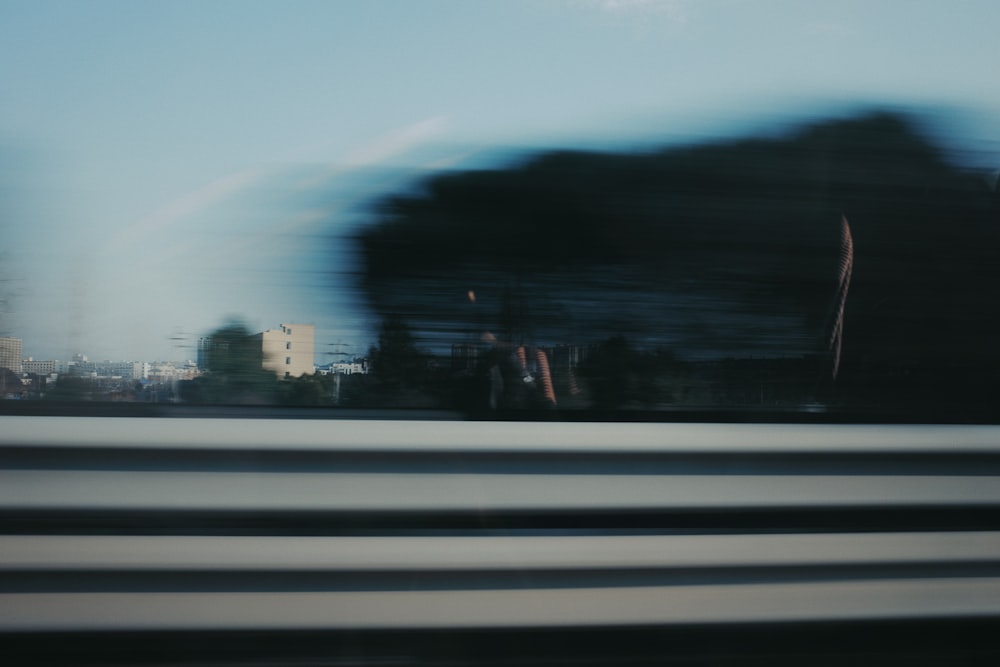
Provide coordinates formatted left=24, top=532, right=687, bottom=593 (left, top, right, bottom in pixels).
left=44, top=374, right=91, bottom=402
left=279, top=372, right=333, bottom=406
left=577, top=336, right=677, bottom=410
left=353, top=111, right=1000, bottom=417
left=371, top=315, right=422, bottom=388
left=180, top=320, right=278, bottom=404
left=367, top=314, right=440, bottom=407
left=201, top=321, right=263, bottom=375
left=335, top=371, right=375, bottom=407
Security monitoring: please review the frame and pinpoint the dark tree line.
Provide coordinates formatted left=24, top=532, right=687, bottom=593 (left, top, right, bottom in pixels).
left=354, top=111, right=1000, bottom=417
left=177, top=319, right=428, bottom=408
left=179, top=321, right=342, bottom=406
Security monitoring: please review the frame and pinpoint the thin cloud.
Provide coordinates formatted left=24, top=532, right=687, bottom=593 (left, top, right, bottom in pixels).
left=106, top=168, right=262, bottom=253
left=109, top=115, right=449, bottom=255
left=576, top=0, right=688, bottom=23
left=342, top=116, right=450, bottom=168
left=297, top=115, right=451, bottom=191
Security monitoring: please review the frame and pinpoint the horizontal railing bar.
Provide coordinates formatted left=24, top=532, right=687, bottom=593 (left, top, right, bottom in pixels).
left=10, top=563, right=1000, bottom=594
left=4, top=417, right=1000, bottom=453
left=4, top=532, right=1000, bottom=570
left=6, top=578, right=1000, bottom=631
left=3, top=470, right=1000, bottom=511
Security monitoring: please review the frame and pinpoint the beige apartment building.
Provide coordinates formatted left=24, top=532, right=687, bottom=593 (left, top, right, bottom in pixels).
left=256, top=323, right=314, bottom=378
left=0, top=337, right=23, bottom=375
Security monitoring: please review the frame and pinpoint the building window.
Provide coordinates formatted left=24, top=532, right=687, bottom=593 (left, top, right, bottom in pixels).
left=286, top=342, right=291, bottom=350
left=286, top=328, right=292, bottom=336
left=284, top=371, right=290, bottom=379
left=286, top=357, right=291, bottom=365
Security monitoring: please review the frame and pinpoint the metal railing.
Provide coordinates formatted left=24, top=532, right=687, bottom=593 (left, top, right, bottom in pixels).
left=3, top=417, right=1000, bottom=664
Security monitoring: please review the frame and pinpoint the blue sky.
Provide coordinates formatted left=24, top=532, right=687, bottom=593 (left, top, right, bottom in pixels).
left=1, top=0, right=998, bottom=362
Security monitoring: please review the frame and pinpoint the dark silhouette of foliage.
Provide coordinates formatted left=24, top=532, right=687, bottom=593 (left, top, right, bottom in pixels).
left=576, top=336, right=646, bottom=410
left=0, top=367, right=24, bottom=399
left=353, top=111, right=1000, bottom=417
left=278, top=372, right=333, bottom=406
left=201, top=321, right=263, bottom=375
left=44, top=374, right=91, bottom=401
left=365, top=314, right=441, bottom=407
left=577, top=337, right=681, bottom=410
left=180, top=320, right=279, bottom=405
left=371, top=315, right=422, bottom=389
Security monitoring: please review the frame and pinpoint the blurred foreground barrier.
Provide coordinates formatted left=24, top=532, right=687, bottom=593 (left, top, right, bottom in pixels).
left=3, top=417, right=1000, bottom=665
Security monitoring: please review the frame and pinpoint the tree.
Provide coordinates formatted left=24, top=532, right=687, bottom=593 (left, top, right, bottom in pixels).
left=371, top=315, right=421, bottom=388
left=279, top=372, right=334, bottom=406
left=201, top=321, right=263, bottom=375
left=366, top=314, right=440, bottom=407
left=180, top=320, right=278, bottom=404
left=44, top=374, right=91, bottom=402
left=577, top=336, right=677, bottom=410
left=352, top=111, right=1000, bottom=417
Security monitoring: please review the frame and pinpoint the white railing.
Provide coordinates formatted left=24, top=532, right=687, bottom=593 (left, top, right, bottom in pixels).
left=3, top=417, right=1000, bottom=663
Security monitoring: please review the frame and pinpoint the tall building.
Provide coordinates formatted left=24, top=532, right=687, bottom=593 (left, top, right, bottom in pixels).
left=255, top=323, right=314, bottom=379
left=196, top=337, right=210, bottom=370
left=0, top=337, right=23, bottom=374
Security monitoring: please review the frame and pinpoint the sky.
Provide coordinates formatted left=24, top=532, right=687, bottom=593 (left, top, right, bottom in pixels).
left=1, top=0, right=998, bottom=362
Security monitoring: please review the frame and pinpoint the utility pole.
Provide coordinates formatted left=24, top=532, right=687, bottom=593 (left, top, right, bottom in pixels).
left=326, top=341, right=349, bottom=404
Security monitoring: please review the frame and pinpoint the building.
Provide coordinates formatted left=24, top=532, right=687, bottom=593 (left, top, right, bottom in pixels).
left=0, top=337, right=23, bottom=375
left=317, top=359, right=369, bottom=376
left=95, top=361, right=148, bottom=380
left=149, top=360, right=199, bottom=383
left=61, top=357, right=148, bottom=380
left=196, top=338, right=210, bottom=370
left=22, top=358, right=57, bottom=375
left=255, top=323, right=314, bottom=379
